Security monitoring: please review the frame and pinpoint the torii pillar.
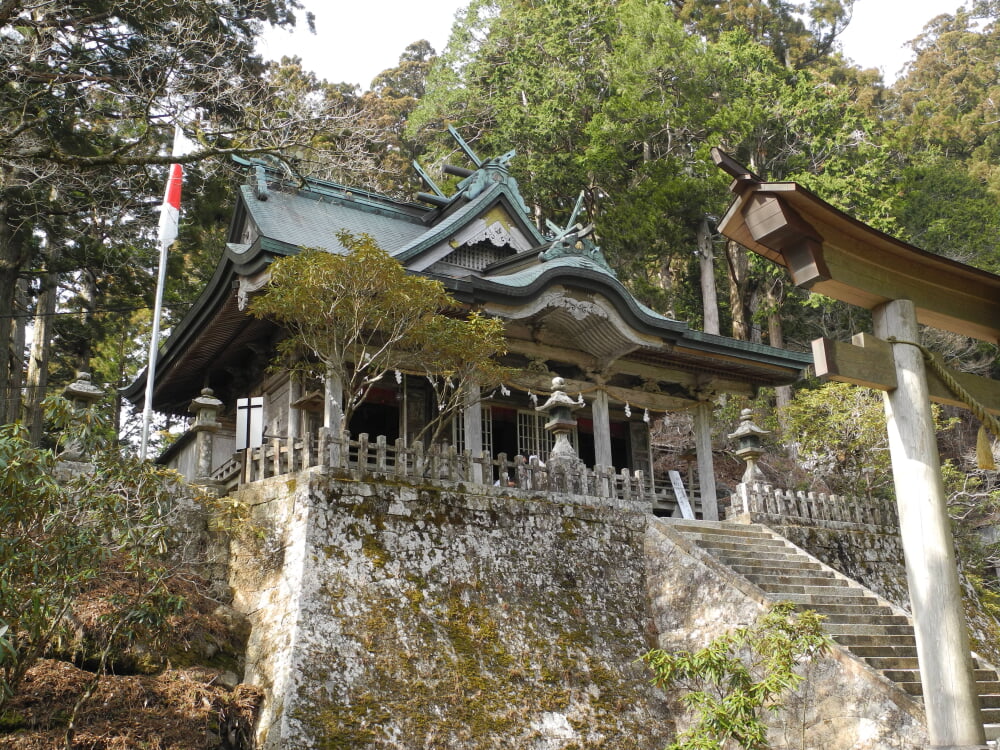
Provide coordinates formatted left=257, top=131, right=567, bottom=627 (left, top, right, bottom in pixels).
left=714, top=147, right=1000, bottom=749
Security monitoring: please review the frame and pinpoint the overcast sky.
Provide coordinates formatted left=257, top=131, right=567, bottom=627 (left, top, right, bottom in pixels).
left=256, top=0, right=970, bottom=90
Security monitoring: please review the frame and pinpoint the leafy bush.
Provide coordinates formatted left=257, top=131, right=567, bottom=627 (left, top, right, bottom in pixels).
left=0, top=401, right=196, bottom=709
left=643, top=602, right=830, bottom=750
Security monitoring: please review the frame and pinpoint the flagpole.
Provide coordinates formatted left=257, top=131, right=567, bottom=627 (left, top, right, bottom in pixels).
left=140, top=126, right=186, bottom=460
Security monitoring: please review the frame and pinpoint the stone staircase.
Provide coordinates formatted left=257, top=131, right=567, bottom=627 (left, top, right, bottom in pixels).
left=669, top=519, right=1000, bottom=744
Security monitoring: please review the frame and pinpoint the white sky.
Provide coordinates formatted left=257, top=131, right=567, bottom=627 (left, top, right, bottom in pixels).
left=256, top=0, right=969, bottom=90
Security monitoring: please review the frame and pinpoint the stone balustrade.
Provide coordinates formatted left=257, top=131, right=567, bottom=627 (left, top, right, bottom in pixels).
left=211, top=428, right=652, bottom=510
left=730, top=481, right=899, bottom=529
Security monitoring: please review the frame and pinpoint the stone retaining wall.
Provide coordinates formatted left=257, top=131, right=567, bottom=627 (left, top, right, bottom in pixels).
left=228, top=468, right=673, bottom=749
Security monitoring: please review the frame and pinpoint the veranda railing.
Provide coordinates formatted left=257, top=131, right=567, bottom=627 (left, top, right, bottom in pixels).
left=211, top=429, right=652, bottom=506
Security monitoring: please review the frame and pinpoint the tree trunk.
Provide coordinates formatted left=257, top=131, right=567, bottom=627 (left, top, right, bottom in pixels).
left=725, top=240, right=751, bottom=340
left=0, top=200, right=33, bottom=424
left=10, top=279, right=27, bottom=424
left=25, top=269, right=57, bottom=445
left=697, top=218, right=720, bottom=335
left=765, top=281, right=792, bottom=411
left=658, top=255, right=688, bottom=319
left=78, top=269, right=97, bottom=372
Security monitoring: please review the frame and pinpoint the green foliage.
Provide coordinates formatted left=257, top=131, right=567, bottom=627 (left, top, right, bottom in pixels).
left=674, top=0, right=854, bottom=69
left=779, top=381, right=892, bottom=497
left=893, top=6, right=1000, bottom=176
left=889, top=152, right=1000, bottom=273
left=643, top=602, right=830, bottom=750
left=0, top=401, right=191, bottom=708
left=411, top=0, right=889, bottom=331
left=779, top=381, right=963, bottom=499
left=410, top=0, right=618, bottom=214
left=413, top=311, right=514, bottom=441
left=249, top=233, right=511, bottom=432
left=361, top=40, right=439, bottom=196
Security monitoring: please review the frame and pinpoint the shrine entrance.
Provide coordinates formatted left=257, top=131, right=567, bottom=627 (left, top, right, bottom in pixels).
left=714, top=147, right=1000, bottom=749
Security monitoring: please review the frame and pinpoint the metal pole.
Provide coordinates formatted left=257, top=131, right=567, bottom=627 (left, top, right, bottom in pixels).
left=139, top=126, right=186, bottom=460
left=139, top=236, right=170, bottom=460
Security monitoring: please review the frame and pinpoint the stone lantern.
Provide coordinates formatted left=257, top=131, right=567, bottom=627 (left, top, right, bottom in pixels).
left=536, top=376, right=583, bottom=472
left=727, top=408, right=769, bottom=483
left=63, top=371, right=104, bottom=412
left=188, top=387, right=224, bottom=485
left=60, top=372, right=105, bottom=462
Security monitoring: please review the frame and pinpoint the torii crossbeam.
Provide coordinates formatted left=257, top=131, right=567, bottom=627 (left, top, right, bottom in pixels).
left=713, top=147, right=1000, bottom=750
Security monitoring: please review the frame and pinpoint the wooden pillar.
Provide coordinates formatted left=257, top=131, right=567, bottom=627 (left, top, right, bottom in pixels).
left=592, top=389, right=613, bottom=469
left=288, top=374, right=300, bottom=442
left=324, top=370, right=344, bottom=433
left=694, top=401, right=718, bottom=521
left=873, top=299, right=985, bottom=749
left=463, top=384, right=484, bottom=483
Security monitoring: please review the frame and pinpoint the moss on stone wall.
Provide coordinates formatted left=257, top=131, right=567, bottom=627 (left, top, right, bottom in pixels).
left=247, top=475, right=672, bottom=748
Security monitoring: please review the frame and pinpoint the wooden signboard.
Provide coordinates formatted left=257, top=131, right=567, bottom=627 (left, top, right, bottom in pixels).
left=668, top=470, right=695, bottom=520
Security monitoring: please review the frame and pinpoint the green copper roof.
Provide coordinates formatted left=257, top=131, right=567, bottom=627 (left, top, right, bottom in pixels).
left=485, top=253, right=625, bottom=289
left=240, top=184, right=427, bottom=256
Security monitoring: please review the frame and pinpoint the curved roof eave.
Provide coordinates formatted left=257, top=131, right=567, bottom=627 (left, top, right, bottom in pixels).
left=434, top=264, right=812, bottom=373
left=122, top=244, right=250, bottom=404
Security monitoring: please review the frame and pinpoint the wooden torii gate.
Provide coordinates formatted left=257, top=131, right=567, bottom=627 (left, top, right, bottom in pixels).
left=713, top=148, right=1000, bottom=750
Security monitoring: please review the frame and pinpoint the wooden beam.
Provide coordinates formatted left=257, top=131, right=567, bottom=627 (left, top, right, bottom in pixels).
left=506, top=338, right=762, bottom=397
left=812, top=335, right=1000, bottom=416
left=811, top=337, right=896, bottom=391
left=718, top=176, right=1000, bottom=343
left=507, top=371, right=695, bottom=412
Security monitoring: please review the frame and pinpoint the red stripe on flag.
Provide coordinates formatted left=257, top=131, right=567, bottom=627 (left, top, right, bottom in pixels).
left=164, top=163, right=183, bottom=210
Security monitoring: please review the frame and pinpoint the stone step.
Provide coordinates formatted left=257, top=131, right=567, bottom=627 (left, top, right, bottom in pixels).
left=674, top=518, right=1000, bottom=741
left=672, top=521, right=781, bottom=541
left=877, top=667, right=917, bottom=682
left=753, top=584, right=870, bottom=599
left=885, top=678, right=1000, bottom=705
left=707, top=543, right=801, bottom=557
left=851, top=644, right=919, bottom=659
left=865, top=655, right=921, bottom=671
left=881, top=669, right=1000, bottom=686
left=673, top=528, right=778, bottom=543
left=688, top=536, right=790, bottom=551
left=895, top=680, right=922, bottom=696
left=784, top=597, right=889, bottom=611
left=703, top=539, right=801, bottom=553
left=984, top=695, right=1000, bottom=709
left=832, top=633, right=917, bottom=649
left=986, top=723, right=1000, bottom=742
left=807, top=608, right=907, bottom=624
left=671, top=521, right=776, bottom=538
left=823, top=623, right=914, bottom=637
left=741, top=571, right=847, bottom=588
left=723, top=557, right=826, bottom=573
left=714, top=555, right=807, bottom=569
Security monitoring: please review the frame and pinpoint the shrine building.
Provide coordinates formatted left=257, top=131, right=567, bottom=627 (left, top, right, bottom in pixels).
left=125, top=139, right=810, bottom=511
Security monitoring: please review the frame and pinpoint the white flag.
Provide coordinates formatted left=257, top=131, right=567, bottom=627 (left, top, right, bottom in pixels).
left=156, top=126, right=191, bottom=249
